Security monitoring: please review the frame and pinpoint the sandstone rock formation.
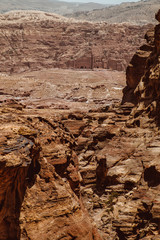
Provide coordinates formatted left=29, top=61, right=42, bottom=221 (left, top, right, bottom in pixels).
left=122, top=27, right=155, bottom=104
left=128, top=8, right=160, bottom=127
left=0, top=103, right=102, bottom=240
left=1, top=8, right=160, bottom=240
left=0, top=11, right=151, bottom=73
left=0, top=114, right=40, bottom=240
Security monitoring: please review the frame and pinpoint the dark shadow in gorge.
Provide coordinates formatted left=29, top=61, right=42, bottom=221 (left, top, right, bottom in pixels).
left=0, top=143, right=40, bottom=240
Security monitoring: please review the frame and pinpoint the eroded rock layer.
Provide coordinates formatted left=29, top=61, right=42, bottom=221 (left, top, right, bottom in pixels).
left=126, top=9, right=160, bottom=127
left=0, top=11, right=151, bottom=73
left=0, top=8, right=160, bottom=240
left=1, top=98, right=159, bottom=239
left=122, top=28, right=155, bottom=104
left=0, top=104, right=102, bottom=240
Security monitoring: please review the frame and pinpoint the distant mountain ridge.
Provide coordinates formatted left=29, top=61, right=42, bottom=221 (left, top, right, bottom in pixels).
left=0, top=0, right=108, bottom=15
left=66, top=0, right=159, bottom=25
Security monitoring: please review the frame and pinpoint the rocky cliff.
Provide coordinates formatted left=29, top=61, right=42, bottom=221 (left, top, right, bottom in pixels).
left=0, top=103, right=102, bottom=240
left=123, top=8, right=160, bottom=125
left=0, top=11, right=151, bottom=73
left=130, top=9, right=160, bottom=127
left=0, top=8, right=160, bottom=240
left=122, top=27, right=155, bottom=104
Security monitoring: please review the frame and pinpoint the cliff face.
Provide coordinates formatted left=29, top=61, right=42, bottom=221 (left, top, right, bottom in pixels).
left=0, top=11, right=151, bottom=73
left=125, top=9, right=160, bottom=127
left=133, top=9, right=160, bottom=125
left=0, top=112, right=40, bottom=240
left=0, top=104, right=102, bottom=240
left=1, top=9, right=160, bottom=240
left=122, top=28, right=155, bottom=104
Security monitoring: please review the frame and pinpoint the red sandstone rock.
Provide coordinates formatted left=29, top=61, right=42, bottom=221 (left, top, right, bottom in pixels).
left=0, top=104, right=102, bottom=240
left=0, top=11, right=152, bottom=73
left=0, top=8, right=160, bottom=240
left=122, top=28, right=155, bottom=104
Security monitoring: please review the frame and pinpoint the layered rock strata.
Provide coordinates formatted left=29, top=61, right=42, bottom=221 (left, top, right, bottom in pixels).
left=1, top=97, right=160, bottom=239
left=0, top=104, right=101, bottom=240
left=60, top=104, right=160, bottom=239
left=0, top=8, right=160, bottom=240
left=0, top=115, right=40, bottom=240
left=127, top=9, right=160, bottom=127
left=0, top=11, right=151, bottom=73
left=122, top=28, right=155, bottom=104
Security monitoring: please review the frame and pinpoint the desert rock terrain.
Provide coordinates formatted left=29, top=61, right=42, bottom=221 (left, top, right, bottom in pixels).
left=0, top=11, right=152, bottom=73
left=0, top=69, right=125, bottom=111
left=0, top=7, right=160, bottom=240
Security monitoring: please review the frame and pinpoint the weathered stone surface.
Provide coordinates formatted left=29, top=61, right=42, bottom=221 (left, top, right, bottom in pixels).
left=65, top=104, right=160, bottom=239
left=1, top=8, right=160, bottom=240
left=128, top=9, right=160, bottom=126
left=0, top=109, right=40, bottom=240
left=0, top=11, right=151, bottom=73
left=122, top=28, right=155, bottom=104
left=0, top=105, right=102, bottom=240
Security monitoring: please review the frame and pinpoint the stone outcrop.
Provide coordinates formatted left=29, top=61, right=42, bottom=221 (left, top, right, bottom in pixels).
left=0, top=104, right=102, bottom=240
left=126, top=9, right=160, bottom=127
left=1, top=82, right=160, bottom=239
left=0, top=11, right=151, bottom=73
left=1, top=8, right=160, bottom=240
left=59, top=103, right=160, bottom=239
left=0, top=114, right=40, bottom=240
left=122, top=28, right=155, bottom=104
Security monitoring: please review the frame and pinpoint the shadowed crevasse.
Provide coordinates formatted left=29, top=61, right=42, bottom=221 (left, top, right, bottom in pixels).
left=0, top=132, right=40, bottom=240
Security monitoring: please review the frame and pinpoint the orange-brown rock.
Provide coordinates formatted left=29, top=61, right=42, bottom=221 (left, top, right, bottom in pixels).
left=122, top=28, right=155, bottom=104
left=60, top=103, right=160, bottom=239
left=0, top=104, right=102, bottom=240
left=127, top=8, right=160, bottom=126
left=0, top=11, right=152, bottom=73
left=1, top=8, right=160, bottom=240
left=1, top=65, right=160, bottom=239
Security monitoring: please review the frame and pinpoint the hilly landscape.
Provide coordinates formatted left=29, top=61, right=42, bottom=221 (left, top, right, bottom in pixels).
left=67, top=0, right=159, bottom=25
left=0, top=1, right=160, bottom=240
left=0, top=0, right=107, bottom=15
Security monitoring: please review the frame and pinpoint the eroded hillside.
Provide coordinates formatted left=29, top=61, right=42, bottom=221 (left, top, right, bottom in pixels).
left=67, top=0, right=159, bottom=25
left=0, top=11, right=151, bottom=73
left=0, top=8, right=160, bottom=240
left=0, top=0, right=106, bottom=15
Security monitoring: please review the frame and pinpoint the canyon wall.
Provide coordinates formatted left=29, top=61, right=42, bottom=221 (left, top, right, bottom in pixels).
left=0, top=102, right=102, bottom=240
left=0, top=11, right=151, bottom=73
left=0, top=9, right=160, bottom=240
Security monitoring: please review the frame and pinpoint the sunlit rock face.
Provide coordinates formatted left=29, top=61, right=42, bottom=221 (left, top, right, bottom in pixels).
left=122, top=28, right=155, bottom=104
left=0, top=104, right=102, bottom=240
left=0, top=8, right=160, bottom=240
left=0, top=11, right=150, bottom=74
left=129, top=9, right=160, bottom=126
